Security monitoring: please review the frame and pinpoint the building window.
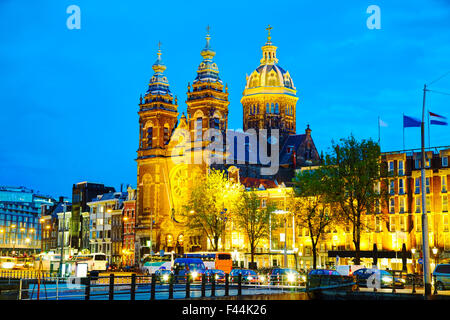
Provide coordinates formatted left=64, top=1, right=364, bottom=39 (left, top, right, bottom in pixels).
left=399, top=197, right=405, bottom=213
left=196, top=117, right=203, bottom=141
left=399, top=216, right=406, bottom=232
left=390, top=216, right=396, bottom=232
left=266, top=103, right=270, bottom=113
left=415, top=159, right=421, bottom=169
left=443, top=156, right=448, bottom=167
left=415, top=178, right=420, bottom=194
left=416, top=215, right=422, bottom=232
left=147, top=127, right=153, bottom=148
left=415, top=197, right=421, bottom=213
left=443, top=195, right=448, bottom=212
left=444, top=215, right=449, bottom=232
left=164, top=126, right=169, bottom=144
left=389, top=180, right=395, bottom=195
left=442, top=176, right=448, bottom=193
left=375, top=216, right=382, bottom=232
left=261, top=199, right=266, bottom=208
left=388, top=161, right=394, bottom=175
left=426, top=177, right=431, bottom=194
left=426, top=196, right=431, bottom=213
left=399, top=160, right=404, bottom=176
left=213, top=117, right=220, bottom=130
left=389, top=198, right=395, bottom=213
left=399, top=178, right=404, bottom=194
left=275, top=103, right=279, bottom=114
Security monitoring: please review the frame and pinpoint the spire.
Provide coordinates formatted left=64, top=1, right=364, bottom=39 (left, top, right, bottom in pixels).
left=152, top=41, right=166, bottom=73
left=260, top=25, right=278, bottom=65
left=200, top=25, right=216, bottom=60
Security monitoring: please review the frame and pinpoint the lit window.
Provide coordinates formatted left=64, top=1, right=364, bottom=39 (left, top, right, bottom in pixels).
left=443, top=196, right=448, bottom=212
left=390, top=216, right=396, bottom=232
left=444, top=215, right=449, bottom=232
left=196, top=117, right=203, bottom=141
left=399, top=179, right=404, bottom=194
left=389, top=198, right=395, bottom=213
left=442, top=176, right=448, bottom=193
left=415, top=197, right=421, bottom=213
left=398, top=160, right=404, bottom=176
left=426, top=196, right=431, bottom=213
left=399, top=198, right=405, bottom=213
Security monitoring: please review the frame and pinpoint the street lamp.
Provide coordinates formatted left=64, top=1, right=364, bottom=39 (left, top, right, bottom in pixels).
left=432, top=247, right=438, bottom=268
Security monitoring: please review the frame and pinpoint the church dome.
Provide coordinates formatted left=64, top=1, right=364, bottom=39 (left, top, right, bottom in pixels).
left=243, top=29, right=295, bottom=94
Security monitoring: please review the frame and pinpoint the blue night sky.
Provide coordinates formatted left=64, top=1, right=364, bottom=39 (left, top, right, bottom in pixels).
left=1, top=0, right=449, bottom=199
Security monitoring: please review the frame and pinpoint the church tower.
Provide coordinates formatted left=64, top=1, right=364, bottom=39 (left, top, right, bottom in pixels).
left=241, top=26, right=298, bottom=136
left=136, top=44, right=179, bottom=256
left=186, top=27, right=229, bottom=146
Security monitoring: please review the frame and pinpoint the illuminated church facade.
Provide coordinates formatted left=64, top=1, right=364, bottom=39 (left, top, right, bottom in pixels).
left=135, top=27, right=320, bottom=259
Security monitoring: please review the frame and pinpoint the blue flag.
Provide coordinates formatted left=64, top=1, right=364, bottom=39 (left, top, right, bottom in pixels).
left=403, top=115, right=421, bottom=127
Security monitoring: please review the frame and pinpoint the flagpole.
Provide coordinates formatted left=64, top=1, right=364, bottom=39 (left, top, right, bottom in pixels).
left=378, top=116, right=380, bottom=146
left=427, top=109, right=431, bottom=149
left=421, top=83, right=432, bottom=297
left=402, top=113, right=405, bottom=150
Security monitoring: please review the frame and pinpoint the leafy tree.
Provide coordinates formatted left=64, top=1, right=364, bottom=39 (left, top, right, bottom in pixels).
left=183, top=169, right=242, bottom=251
left=234, top=190, right=275, bottom=266
left=323, top=135, right=386, bottom=265
left=291, top=168, right=337, bottom=269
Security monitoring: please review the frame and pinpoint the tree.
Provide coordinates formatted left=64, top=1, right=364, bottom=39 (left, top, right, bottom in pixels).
left=234, top=190, right=275, bottom=266
left=291, top=168, right=337, bottom=269
left=183, top=169, right=242, bottom=251
left=324, top=135, right=385, bottom=265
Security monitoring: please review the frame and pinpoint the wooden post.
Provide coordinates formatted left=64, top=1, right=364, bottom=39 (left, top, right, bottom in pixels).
left=150, top=273, right=156, bottom=300
left=85, top=276, right=91, bottom=300
left=130, top=274, right=136, bottom=301
left=186, top=274, right=191, bottom=299
left=109, top=273, right=115, bottom=300
left=238, top=274, right=242, bottom=296
left=201, top=274, right=206, bottom=297
left=225, top=273, right=229, bottom=296
left=169, top=274, right=174, bottom=299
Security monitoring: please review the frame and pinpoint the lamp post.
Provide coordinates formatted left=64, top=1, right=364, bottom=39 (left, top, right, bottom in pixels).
left=59, top=201, right=68, bottom=277
left=432, top=247, right=438, bottom=269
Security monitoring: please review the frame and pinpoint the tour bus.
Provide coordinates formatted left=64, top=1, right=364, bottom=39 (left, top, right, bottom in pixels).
left=0, top=256, right=17, bottom=269
left=182, top=252, right=232, bottom=274
left=141, top=253, right=174, bottom=275
left=69, top=253, right=108, bottom=272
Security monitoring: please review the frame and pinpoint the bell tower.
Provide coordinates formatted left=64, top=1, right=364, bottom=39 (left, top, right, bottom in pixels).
left=186, top=27, right=229, bottom=147
left=136, top=43, right=179, bottom=257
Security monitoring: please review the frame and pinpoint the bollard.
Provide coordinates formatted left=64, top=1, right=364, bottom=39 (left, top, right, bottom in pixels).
left=225, top=273, right=229, bottom=296
left=201, top=274, right=206, bottom=297
left=150, top=273, right=156, bottom=300
left=130, top=274, right=136, bottom=301
left=109, top=274, right=115, bottom=300
left=186, top=274, right=191, bottom=299
left=85, top=276, right=91, bottom=300
left=211, top=274, right=216, bottom=297
left=238, top=273, right=242, bottom=296
left=169, top=274, right=174, bottom=299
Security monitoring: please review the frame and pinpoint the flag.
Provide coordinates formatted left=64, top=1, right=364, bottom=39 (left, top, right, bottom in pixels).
left=403, top=115, right=421, bottom=127
left=379, top=118, right=388, bottom=127
left=429, top=111, right=448, bottom=125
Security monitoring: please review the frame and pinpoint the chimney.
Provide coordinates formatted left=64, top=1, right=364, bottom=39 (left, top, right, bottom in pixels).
left=305, top=124, right=311, bottom=136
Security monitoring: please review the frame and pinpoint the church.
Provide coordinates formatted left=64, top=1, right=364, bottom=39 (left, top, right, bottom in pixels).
left=135, top=27, right=321, bottom=259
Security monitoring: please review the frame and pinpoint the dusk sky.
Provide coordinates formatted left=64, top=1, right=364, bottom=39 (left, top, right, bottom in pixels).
left=1, top=0, right=449, bottom=199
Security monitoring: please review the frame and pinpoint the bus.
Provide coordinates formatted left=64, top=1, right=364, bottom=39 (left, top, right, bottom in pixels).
left=0, top=256, right=17, bottom=269
left=141, top=253, right=174, bottom=275
left=182, top=252, right=232, bottom=274
left=69, top=253, right=107, bottom=272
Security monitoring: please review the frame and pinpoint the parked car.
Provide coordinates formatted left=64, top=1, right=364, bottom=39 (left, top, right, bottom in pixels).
left=353, top=268, right=405, bottom=288
left=173, top=258, right=206, bottom=282
left=204, top=269, right=226, bottom=283
left=433, top=264, right=450, bottom=291
left=155, top=268, right=173, bottom=283
left=269, top=268, right=302, bottom=285
left=229, top=269, right=260, bottom=284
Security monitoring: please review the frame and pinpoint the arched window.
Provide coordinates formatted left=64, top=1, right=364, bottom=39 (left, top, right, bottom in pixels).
left=196, top=117, right=202, bottom=141
left=275, top=103, right=279, bottom=114
left=266, top=103, right=270, bottom=113
left=271, top=103, right=274, bottom=114
left=257, top=104, right=259, bottom=114
left=164, top=124, right=170, bottom=144
left=147, top=127, right=153, bottom=148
